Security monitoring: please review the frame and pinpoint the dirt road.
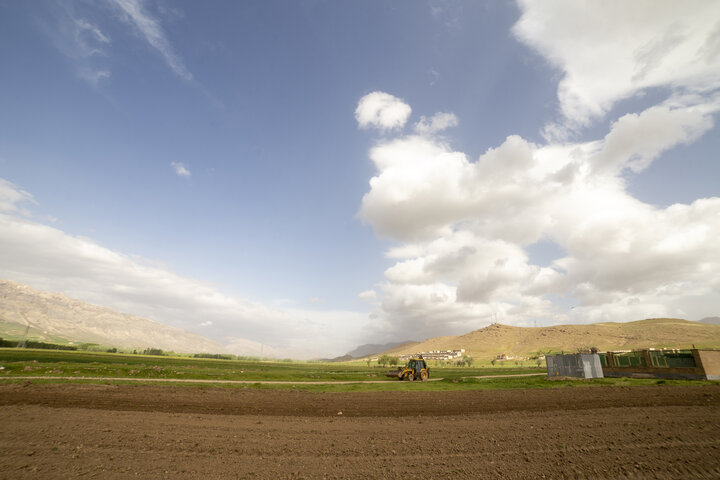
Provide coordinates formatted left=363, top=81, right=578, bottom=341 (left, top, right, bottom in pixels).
left=1, top=383, right=719, bottom=479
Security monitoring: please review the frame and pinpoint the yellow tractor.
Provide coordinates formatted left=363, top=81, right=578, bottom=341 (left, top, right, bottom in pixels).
left=387, top=357, right=430, bottom=381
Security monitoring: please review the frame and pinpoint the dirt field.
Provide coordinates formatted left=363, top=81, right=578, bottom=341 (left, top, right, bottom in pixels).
left=1, top=383, right=719, bottom=479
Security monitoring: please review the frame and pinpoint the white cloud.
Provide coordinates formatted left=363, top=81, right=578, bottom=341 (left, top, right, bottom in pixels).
left=355, top=92, right=412, bottom=131
left=414, top=112, right=459, bottom=135
left=0, top=178, right=369, bottom=359
left=43, top=0, right=197, bottom=88
left=513, top=0, right=720, bottom=135
left=591, top=105, right=714, bottom=175
left=74, top=18, right=110, bottom=45
left=358, top=289, right=377, bottom=301
left=43, top=5, right=113, bottom=87
left=354, top=2, right=720, bottom=341
left=359, top=135, right=475, bottom=241
left=358, top=95, right=720, bottom=339
left=110, top=0, right=194, bottom=82
left=428, top=68, right=440, bottom=86
left=77, top=68, right=111, bottom=87
left=171, top=161, right=191, bottom=177
left=0, top=179, right=36, bottom=215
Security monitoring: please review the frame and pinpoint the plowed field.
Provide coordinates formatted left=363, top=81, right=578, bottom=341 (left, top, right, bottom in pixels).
left=1, top=383, right=719, bottom=479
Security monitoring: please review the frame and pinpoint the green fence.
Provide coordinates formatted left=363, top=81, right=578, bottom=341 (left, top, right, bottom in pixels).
left=599, top=350, right=696, bottom=369
left=660, top=351, right=696, bottom=368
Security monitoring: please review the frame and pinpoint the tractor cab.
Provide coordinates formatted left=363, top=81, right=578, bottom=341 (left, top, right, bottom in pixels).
left=390, top=356, right=430, bottom=382
left=407, top=358, right=426, bottom=375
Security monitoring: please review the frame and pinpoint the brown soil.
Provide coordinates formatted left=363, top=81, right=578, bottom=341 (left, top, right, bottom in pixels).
left=1, top=383, right=719, bottom=479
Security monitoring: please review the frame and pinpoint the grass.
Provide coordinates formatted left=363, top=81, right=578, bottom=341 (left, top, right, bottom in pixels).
left=1, top=373, right=715, bottom=393
left=1, top=348, right=717, bottom=393
left=0, top=348, right=539, bottom=382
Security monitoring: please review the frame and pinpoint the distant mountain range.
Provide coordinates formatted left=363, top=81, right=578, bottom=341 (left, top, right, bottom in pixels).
left=345, top=341, right=418, bottom=358
left=3, top=279, right=719, bottom=360
left=0, top=279, right=225, bottom=353
left=700, top=316, right=720, bottom=326
left=372, top=318, right=720, bottom=360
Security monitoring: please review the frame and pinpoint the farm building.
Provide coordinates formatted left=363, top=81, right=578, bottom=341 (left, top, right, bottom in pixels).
left=398, top=349, right=465, bottom=361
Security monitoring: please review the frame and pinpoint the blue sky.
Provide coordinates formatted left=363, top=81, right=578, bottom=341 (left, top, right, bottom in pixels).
left=1, top=1, right=719, bottom=358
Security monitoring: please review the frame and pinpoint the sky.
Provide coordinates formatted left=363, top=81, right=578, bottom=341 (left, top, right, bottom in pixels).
left=0, top=0, right=719, bottom=359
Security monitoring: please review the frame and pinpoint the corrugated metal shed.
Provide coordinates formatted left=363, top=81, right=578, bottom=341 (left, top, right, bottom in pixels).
left=546, top=353, right=604, bottom=378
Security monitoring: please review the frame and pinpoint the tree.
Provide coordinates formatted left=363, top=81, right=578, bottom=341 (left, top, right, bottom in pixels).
left=378, top=355, right=390, bottom=367
left=366, top=358, right=371, bottom=367
left=491, top=358, right=496, bottom=367
left=388, top=356, right=399, bottom=367
left=463, top=355, right=473, bottom=368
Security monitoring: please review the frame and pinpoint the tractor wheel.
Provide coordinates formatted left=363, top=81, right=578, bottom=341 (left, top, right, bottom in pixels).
left=420, top=370, right=428, bottom=382
left=407, top=373, right=415, bottom=382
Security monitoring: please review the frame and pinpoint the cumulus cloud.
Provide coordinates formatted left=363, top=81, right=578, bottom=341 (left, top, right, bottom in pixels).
left=171, top=161, right=191, bottom=177
left=591, top=106, right=714, bottom=175
left=358, top=289, right=377, bottom=301
left=357, top=99, right=720, bottom=339
left=355, top=92, right=412, bottom=131
left=353, top=2, right=720, bottom=341
left=0, top=179, right=368, bottom=359
left=414, top=112, right=459, bottom=135
left=513, top=0, right=720, bottom=135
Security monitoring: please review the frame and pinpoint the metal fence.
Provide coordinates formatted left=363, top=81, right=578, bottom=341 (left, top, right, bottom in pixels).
left=598, top=350, right=696, bottom=369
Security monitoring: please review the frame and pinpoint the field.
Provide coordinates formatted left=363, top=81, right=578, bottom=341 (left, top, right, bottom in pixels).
left=1, top=349, right=720, bottom=478
left=0, top=348, right=550, bottom=391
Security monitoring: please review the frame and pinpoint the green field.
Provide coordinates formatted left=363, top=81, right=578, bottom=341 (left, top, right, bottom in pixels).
left=0, top=348, right=716, bottom=392
left=0, top=348, right=537, bottom=381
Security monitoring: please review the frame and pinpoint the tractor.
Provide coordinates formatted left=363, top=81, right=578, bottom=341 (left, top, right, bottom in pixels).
left=387, top=357, right=430, bottom=381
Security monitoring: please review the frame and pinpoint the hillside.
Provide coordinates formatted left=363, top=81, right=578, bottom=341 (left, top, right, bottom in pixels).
left=379, top=318, right=720, bottom=360
left=0, top=280, right=226, bottom=353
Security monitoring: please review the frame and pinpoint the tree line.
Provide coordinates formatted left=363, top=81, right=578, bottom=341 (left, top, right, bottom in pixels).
left=373, top=354, right=474, bottom=367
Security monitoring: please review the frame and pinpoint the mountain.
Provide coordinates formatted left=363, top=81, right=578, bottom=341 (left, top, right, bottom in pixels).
left=699, top=316, right=720, bottom=326
left=318, top=354, right=355, bottom=363
left=377, top=318, right=720, bottom=360
left=0, top=279, right=226, bottom=353
left=346, top=340, right=419, bottom=358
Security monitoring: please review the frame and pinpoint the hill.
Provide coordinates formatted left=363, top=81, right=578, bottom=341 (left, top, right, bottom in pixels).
left=0, top=279, right=226, bottom=353
left=378, top=318, right=720, bottom=360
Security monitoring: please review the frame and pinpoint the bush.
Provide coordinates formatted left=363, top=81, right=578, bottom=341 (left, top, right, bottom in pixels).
left=0, top=337, right=77, bottom=350
left=193, top=353, right=236, bottom=360
left=142, top=348, right=165, bottom=356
